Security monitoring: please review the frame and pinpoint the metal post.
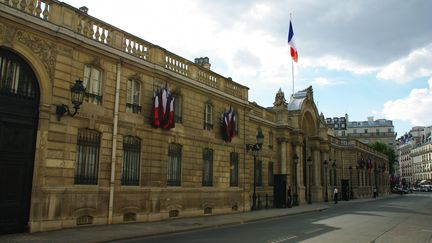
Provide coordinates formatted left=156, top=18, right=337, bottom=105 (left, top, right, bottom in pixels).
left=293, top=154, right=299, bottom=206
left=349, top=166, right=353, bottom=199
left=308, top=161, right=312, bottom=204
left=324, top=160, right=328, bottom=202
left=246, top=130, right=264, bottom=211
left=252, top=154, right=257, bottom=210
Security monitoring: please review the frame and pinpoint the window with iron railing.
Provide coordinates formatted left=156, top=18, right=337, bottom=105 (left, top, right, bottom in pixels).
left=174, top=94, right=182, bottom=123
left=204, top=103, right=213, bottom=130
left=126, top=79, right=141, bottom=114
left=121, top=136, right=141, bottom=186
left=167, top=143, right=182, bottom=186
left=83, top=65, right=103, bottom=105
left=202, top=148, right=213, bottom=186
left=268, top=161, right=274, bottom=186
left=75, top=129, right=100, bottom=185
left=230, top=152, right=239, bottom=187
left=268, top=131, right=273, bottom=148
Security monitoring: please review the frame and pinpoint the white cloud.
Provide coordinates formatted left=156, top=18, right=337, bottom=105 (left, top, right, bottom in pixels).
left=311, top=77, right=343, bottom=87
left=381, top=77, right=432, bottom=125
left=377, top=44, right=432, bottom=83
left=301, top=55, right=379, bottom=75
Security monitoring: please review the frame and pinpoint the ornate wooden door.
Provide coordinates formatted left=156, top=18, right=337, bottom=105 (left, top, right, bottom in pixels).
left=0, top=48, right=39, bottom=234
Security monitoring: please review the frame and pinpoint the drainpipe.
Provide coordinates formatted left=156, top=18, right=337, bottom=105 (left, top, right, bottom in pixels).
left=243, top=105, right=247, bottom=212
left=108, top=60, right=121, bottom=224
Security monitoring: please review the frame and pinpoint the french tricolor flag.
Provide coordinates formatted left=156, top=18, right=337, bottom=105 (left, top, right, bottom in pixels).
left=288, top=20, right=298, bottom=62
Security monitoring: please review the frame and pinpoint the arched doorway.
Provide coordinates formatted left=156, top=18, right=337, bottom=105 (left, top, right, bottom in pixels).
left=0, top=48, right=40, bottom=233
left=301, top=111, right=317, bottom=203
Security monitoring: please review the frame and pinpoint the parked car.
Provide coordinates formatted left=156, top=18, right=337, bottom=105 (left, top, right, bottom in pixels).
left=392, top=186, right=408, bottom=194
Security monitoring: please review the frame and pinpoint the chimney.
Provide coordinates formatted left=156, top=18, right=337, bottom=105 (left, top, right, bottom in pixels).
left=79, top=6, right=89, bottom=14
left=194, top=57, right=211, bottom=70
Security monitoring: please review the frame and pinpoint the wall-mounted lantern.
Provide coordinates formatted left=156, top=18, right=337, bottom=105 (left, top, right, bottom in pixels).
left=56, top=79, right=86, bottom=121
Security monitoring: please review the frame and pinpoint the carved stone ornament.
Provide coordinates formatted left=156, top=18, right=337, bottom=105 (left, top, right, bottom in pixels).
left=0, top=24, right=57, bottom=80
left=0, top=23, right=17, bottom=45
left=273, top=88, right=288, bottom=108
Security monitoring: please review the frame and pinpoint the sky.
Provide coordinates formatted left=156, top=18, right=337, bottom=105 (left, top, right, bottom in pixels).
left=62, top=0, right=432, bottom=137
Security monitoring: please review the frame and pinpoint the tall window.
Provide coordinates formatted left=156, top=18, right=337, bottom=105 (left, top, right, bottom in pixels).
left=126, top=79, right=141, bottom=113
left=204, top=103, right=213, bottom=130
left=268, top=162, right=274, bottom=186
left=167, top=143, right=182, bottom=186
left=83, top=65, right=102, bottom=105
left=75, top=129, right=100, bottom=185
left=256, top=160, right=263, bottom=186
left=121, top=136, right=141, bottom=186
left=268, top=131, right=273, bottom=148
left=174, top=94, right=182, bottom=123
left=202, top=148, right=213, bottom=186
left=230, top=152, right=239, bottom=187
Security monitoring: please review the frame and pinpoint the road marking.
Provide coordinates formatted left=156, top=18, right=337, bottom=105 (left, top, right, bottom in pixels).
left=421, top=229, right=432, bottom=233
left=268, top=235, right=297, bottom=243
left=305, top=228, right=324, bottom=234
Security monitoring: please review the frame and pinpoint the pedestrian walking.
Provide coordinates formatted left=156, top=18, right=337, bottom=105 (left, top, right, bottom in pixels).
left=333, top=187, right=338, bottom=204
left=373, top=187, right=377, bottom=198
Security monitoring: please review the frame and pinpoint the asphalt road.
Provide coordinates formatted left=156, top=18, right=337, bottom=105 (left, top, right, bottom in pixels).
left=119, top=193, right=432, bottom=243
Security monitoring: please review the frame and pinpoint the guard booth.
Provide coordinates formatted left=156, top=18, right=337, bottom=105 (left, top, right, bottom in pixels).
left=341, top=179, right=350, bottom=201
left=273, top=174, right=287, bottom=208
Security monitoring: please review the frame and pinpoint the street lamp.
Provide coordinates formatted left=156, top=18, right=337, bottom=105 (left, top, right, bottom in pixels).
left=293, top=154, right=299, bottom=206
left=246, top=130, right=264, bottom=210
left=307, top=156, right=312, bottom=204
left=349, top=165, right=353, bottom=199
left=374, top=164, right=378, bottom=198
left=324, top=160, right=328, bottom=202
left=56, top=79, right=86, bottom=121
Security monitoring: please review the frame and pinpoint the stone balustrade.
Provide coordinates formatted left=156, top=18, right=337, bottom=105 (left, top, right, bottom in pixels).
left=1, top=0, right=247, bottom=100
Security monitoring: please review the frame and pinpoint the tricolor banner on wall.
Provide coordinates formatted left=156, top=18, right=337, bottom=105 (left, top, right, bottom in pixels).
left=152, top=84, right=175, bottom=130
left=221, top=106, right=237, bottom=142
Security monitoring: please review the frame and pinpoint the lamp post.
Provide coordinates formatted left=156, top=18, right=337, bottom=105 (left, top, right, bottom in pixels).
left=307, top=156, right=312, bottom=204
left=293, top=154, right=299, bottom=206
left=56, top=79, right=86, bottom=121
left=332, top=160, right=337, bottom=187
left=374, top=165, right=378, bottom=198
left=324, top=160, right=328, bottom=202
left=349, top=165, right=353, bottom=199
left=246, top=130, right=264, bottom=210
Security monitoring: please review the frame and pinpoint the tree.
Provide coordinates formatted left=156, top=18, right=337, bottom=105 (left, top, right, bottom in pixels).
left=369, top=141, right=396, bottom=175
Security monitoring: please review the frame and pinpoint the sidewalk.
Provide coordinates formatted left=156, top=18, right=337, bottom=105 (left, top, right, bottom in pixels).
left=0, top=196, right=392, bottom=243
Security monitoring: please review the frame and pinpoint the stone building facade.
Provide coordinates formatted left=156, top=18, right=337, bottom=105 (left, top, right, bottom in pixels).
left=0, top=0, right=389, bottom=234
left=327, top=116, right=396, bottom=147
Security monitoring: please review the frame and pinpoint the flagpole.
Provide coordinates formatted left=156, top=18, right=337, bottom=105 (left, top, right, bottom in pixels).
left=292, top=56, right=294, bottom=96
left=290, top=13, right=295, bottom=96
